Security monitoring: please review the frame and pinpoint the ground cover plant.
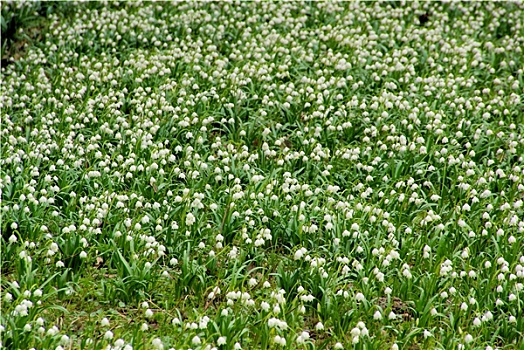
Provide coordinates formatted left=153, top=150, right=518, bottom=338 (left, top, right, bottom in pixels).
left=1, top=1, right=523, bottom=349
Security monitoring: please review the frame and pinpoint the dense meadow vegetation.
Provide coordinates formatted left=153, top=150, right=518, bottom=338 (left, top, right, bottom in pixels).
left=1, top=1, right=523, bottom=349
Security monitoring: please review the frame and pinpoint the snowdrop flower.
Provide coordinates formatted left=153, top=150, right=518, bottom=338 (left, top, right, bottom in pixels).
left=373, top=310, right=383, bottom=320
left=47, top=326, right=59, bottom=336
left=274, top=335, right=286, bottom=346
left=152, top=338, right=164, bottom=350
left=350, top=327, right=361, bottom=337
left=298, top=305, right=306, bottom=313
left=185, top=213, right=196, bottom=226
left=268, top=318, right=288, bottom=330
left=217, top=336, right=227, bottom=346
left=60, top=334, right=70, bottom=344
left=300, top=294, right=314, bottom=302
left=296, top=331, right=310, bottom=344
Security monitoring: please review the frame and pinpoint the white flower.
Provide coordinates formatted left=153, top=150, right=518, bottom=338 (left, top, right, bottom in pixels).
left=152, top=338, right=164, bottom=350
left=274, top=335, right=286, bottom=346
left=351, top=327, right=361, bottom=337
left=47, top=326, right=59, bottom=336
left=300, top=294, right=314, bottom=302
left=185, top=212, right=196, bottom=226
left=218, top=336, right=227, bottom=346
left=261, top=301, right=270, bottom=311
left=361, top=327, right=369, bottom=337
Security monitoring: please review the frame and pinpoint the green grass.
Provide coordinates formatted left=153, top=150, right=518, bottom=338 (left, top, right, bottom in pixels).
left=1, top=1, right=524, bottom=350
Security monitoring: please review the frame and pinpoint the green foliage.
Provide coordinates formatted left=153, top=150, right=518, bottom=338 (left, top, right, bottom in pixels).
left=1, top=1, right=523, bottom=349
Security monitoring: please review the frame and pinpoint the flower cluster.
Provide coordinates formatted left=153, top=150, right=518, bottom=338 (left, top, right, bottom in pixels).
left=1, top=1, right=523, bottom=349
